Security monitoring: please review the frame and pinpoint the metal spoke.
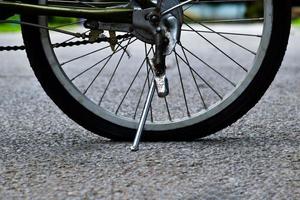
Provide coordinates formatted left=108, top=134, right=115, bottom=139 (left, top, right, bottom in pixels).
left=161, top=0, right=194, bottom=16
left=184, top=15, right=257, bottom=55
left=115, top=45, right=153, bottom=115
left=62, top=44, right=110, bottom=66
left=184, top=22, right=248, bottom=72
left=163, top=96, right=172, bottom=121
left=175, top=51, right=223, bottom=100
left=69, top=40, right=131, bottom=81
left=70, top=47, right=118, bottom=81
left=133, top=66, right=152, bottom=120
left=98, top=39, right=133, bottom=105
left=163, top=0, right=257, bottom=15
left=179, top=43, right=236, bottom=87
left=198, top=17, right=264, bottom=24
left=82, top=38, right=136, bottom=94
left=179, top=44, right=207, bottom=109
left=77, top=0, right=97, bottom=8
left=181, top=29, right=262, bottom=38
left=82, top=42, right=127, bottom=95
left=58, top=30, right=91, bottom=50
left=183, top=4, right=194, bottom=12
left=60, top=34, right=82, bottom=44
left=183, top=0, right=261, bottom=13
left=174, top=49, right=191, bottom=117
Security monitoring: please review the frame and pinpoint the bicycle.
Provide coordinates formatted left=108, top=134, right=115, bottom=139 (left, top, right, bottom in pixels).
left=0, top=0, right=291, bottom=150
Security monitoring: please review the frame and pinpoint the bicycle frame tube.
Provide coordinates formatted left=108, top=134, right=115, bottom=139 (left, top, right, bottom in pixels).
left=0, top=0, right=134, bottom=23
left=0, top=0, right=258, bottom=23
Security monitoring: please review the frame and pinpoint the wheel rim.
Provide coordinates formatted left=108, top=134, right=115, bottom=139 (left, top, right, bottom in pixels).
left=38, top=0, right=272, bottom=131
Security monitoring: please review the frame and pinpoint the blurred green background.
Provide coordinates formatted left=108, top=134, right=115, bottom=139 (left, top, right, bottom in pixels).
left=0, top=16, right=77, bottom=32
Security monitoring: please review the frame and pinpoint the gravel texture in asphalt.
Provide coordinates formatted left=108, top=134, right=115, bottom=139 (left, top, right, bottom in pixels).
left=0, top=28, right=300, bottom=199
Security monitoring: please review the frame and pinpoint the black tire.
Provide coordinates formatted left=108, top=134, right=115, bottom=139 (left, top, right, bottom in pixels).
left=21, top=0, right=291, bottom=141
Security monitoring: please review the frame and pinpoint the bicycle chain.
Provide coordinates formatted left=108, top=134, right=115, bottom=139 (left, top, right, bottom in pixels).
left=0, top=33, right=132, bottom=52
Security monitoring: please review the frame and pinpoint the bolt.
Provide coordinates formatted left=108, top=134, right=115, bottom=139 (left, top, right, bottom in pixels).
left=156, top=27, right=162, bottom=33
left=150, top=15, right=160, bottom=23
left=151, top=15, right=159, bottom=21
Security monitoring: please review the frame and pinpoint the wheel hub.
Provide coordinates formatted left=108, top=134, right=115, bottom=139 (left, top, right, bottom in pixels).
left=132, top=0, right=182, bottom=46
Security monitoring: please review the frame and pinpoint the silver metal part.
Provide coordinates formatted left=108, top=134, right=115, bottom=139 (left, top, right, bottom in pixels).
left=88, top=29, right=104, bottom=42
left=154, top=74, right=169, bottom=97
left=160, top=14, right=179, bottom=55
left=130, top=81, right=156, bottom=151
left=132, top=8, right=157, bottom=43
left=84, top=20, right=131, bottom=33
left=97, top=22, right=132, bottom=32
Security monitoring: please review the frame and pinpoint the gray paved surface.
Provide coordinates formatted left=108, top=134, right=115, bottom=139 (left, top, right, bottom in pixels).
left=0, top=28, right=300, bottom=199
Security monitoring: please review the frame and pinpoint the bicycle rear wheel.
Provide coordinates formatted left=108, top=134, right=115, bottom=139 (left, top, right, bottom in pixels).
left=21, top=0, right=291, bottom=140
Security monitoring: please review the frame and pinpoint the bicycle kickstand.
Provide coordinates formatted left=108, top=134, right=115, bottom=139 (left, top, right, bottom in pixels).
left=130, top=80, right=155, bottom=151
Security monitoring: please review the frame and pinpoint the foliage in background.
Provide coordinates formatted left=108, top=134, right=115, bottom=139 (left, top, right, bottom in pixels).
left=0, top=15, right=78, bottom=32
left=292, top=18, right=300, bottom=26
left=245, top=1, right=263, bottom=18
left=0, top=15, right=21, bottom=32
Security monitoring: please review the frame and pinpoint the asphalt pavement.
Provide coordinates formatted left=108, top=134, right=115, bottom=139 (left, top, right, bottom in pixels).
left=0, top=28, right=300, bottom=199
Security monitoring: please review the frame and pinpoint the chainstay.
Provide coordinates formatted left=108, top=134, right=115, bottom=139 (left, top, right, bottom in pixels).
left=0, top=33, right=132, bottom=51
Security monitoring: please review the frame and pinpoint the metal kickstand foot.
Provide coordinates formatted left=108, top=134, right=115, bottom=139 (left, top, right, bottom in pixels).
left=130, top=81, right=155, bottom=151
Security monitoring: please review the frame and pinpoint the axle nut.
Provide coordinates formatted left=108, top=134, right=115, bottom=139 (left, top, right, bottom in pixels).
left=150, top=15, right=160, bottom=23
